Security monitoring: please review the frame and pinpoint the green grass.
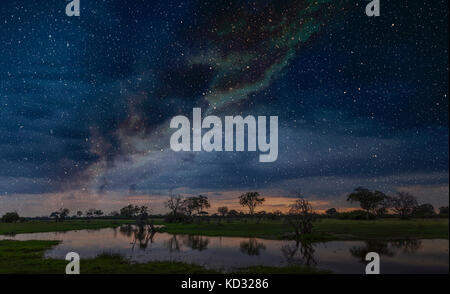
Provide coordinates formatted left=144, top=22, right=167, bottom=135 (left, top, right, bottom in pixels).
left=0, top=240, right=324, bottom=274
left=1, top=218, right=447, bottom=241
left=158, top=218, right=449, bottom=241
left=313, top=218, right=449, bottom=240
left=0, top=219, right=134, bottom=235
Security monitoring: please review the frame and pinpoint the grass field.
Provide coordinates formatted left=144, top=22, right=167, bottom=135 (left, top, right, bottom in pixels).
left=0, top=240, right=328, bottom=274
left=0, top=219, right=134, bottom=235
left=157, top=218, right=449, bottom=240
left=1, top=218, right=448, bottom=240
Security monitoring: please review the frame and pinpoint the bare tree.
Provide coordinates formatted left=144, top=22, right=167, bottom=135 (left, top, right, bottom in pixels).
left=391, top=192, right=418, bottom=219
left=165, top=195, right=185, bottom=215
left=286, top=198, right=315, bottom=238
left=239, top=192, right=265, bottom=215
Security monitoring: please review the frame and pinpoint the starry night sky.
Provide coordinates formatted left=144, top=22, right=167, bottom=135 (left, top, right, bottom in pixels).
left=0, top=0, right=448, bottom=215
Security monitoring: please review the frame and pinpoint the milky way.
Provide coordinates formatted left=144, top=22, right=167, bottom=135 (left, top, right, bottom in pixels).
left=0, top=0, right=448, bottom=214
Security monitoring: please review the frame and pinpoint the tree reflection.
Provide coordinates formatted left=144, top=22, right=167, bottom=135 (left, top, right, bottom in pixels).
left=165, top=234, right=182, bottom=252
left=119, top=224, right=156, bottom=250
left=240, top=238, right=266, bottom=256
left=349, top=239, right=422, bottom=262
left=183, top=235, right=210, bottom=251
left=119, top=224, right=135, bottom=238
left=391, top=239, right=422, bottom=254
left=281, top=240, right=317, bottom=267
left=132, top=225, right=156, bottom=250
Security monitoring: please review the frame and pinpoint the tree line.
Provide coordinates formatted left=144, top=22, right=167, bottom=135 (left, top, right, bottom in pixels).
left=1, top=188, right=448, bottom=223
left=344, top=187, right=447, bottom=220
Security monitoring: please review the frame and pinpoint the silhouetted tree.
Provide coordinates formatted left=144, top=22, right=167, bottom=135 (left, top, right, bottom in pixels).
left=59, top=208, right=69, bottom=220
left=86, top=209, right=95, bottom=218
left=1, top=212, right=20, bottom=223
left=346, top=187, right=387, bottom=219
left=286, top=197, right=315, bottom=238
left=50, top=208, right=69, bottom=222
left=76, top=211, right=83, bottom=217
left=413, top=203, right=435, bottom=218
left=391, top=192, right=418, bottom=219
left=239, top=192, right=265, bottom=215
left=109, top=211, right=119, bottom=217
left=375, top=196, right=392, bottom=217
left=439, top=206, right=449, bottom=216
left=325, top=208, right=337, bottom=216
left=120, top=204, right=140, bottom=218
left=165, top=195, right=186, bottom=216
left=94, top=209, right=104, bottom=217
left=217, top=206, right=229, bottom=217
left=273, top=210, right=283, bottom=217
left=184, top=195, right=210, bottom=216
left=228, top=209, right=239, bottom=217
left=164, top=195, right=190, bottom=223
left=49, top=211, right=60, bottom=221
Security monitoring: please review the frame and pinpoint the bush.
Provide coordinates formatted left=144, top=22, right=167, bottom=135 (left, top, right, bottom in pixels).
left=1, top=212, right=20, bottom=223
left=338, top=210, right=376, bottom=220
left=412, top=204, right=436, bottom=218
left=164, top=212, right=192, bottom=223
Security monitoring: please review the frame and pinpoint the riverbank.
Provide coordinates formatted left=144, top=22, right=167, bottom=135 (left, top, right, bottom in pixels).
left=1, top=218, right=448, bottom=241
left=157, top=218, right=449, bottom=241
left=0, top=219, right=134, bottom=235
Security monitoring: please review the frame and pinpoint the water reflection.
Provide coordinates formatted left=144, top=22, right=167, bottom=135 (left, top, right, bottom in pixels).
left=350, top=240, right=395, bottom=261
left=349, top=239, right=423, bottom=262
left=182, top=235, right=210, bottom=251
left=165, top=234, right=182, bottom=252
left=240, top=238, right=266, bottom=256
left=281, top=240, right=317, bottom=267
left=391, top=239, right=422, bottom=254
left=118, top=224, right=158, bottom=250
left=0, top=228, right=447, bottom=274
